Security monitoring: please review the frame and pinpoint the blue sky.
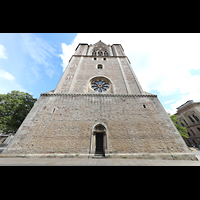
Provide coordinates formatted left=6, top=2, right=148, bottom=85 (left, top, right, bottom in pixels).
left=0, top=33, right=200, bottom=115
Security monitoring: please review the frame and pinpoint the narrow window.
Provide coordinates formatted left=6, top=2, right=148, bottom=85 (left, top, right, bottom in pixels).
left=187, top=140, right=192, bottom=146
left=193, top=114, right=199, bottom=121
left=193, top=139, right=197, bottom=146
left=184, top=119, right=188, bottom=125
left=104, top=51, right=108, bottom=56
left=98, top=51, right=103, bottom=56
left=189, top=115, right=195, bottom=123
left=190, top=129, right=196, bottom=136
left=97, top=64, right=103, bottom=69
left=92, top=51, right=96, bottom=56
left=143, top=105, right=146, bottom=108
left=187, top=131, right=191, bottom=136
left=52, top=108, right=56, bottom=113
left=197, top=127, right=200, bottom=131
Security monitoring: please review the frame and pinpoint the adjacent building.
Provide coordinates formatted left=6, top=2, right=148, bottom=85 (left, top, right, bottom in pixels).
left=175, top=100, right=200, bottom=148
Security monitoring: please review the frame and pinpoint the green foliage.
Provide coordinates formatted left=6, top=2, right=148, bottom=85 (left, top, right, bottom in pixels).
left=169, top=114, right=189, bottom=138
left=0, top=90, right=37, bottom=134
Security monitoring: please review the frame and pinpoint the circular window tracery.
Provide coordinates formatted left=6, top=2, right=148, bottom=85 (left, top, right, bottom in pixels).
left=91, top=79, right=109, bottom=93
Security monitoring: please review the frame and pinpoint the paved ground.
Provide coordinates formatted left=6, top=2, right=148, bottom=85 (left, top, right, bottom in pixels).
left=0, top=156, right=200, bottom=166
left=0, top=151, right=200, bottom=166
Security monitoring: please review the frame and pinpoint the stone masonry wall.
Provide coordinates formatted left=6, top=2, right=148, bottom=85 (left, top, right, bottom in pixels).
left=54, top=56, right=142, bottom=95
left=4, top=94, right=190, bottom=154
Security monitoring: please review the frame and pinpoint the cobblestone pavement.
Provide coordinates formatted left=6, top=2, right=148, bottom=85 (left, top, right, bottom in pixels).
left=0, top=157, right=200, bottom=166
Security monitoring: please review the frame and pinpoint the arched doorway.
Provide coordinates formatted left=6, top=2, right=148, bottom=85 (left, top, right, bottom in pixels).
left=90, top=124, right=108, bottom=156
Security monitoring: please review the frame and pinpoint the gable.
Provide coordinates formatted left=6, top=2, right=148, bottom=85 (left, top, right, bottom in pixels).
left=93, top=40, right=108, bottom=51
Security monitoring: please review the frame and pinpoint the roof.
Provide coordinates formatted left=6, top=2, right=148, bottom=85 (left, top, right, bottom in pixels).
left=176, top=100, right=194, bottom=110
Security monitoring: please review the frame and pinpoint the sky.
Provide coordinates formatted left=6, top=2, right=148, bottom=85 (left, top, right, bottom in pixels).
left=0, top=33, right=200, bottom=115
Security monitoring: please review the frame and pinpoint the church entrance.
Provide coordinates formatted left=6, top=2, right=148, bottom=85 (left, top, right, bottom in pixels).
left=95, top=133, right=104, bottom=155
left=90, top=124, right=107, bottom=156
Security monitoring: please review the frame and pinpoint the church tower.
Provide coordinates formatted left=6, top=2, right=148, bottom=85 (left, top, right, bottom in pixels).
left=3, top=41, right=196, bottom=160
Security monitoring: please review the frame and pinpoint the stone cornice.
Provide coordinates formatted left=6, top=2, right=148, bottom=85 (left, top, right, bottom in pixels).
left=72, top=55, right=127, bottom=58
left=68, top=55, right=131, bottom=63
left=40, top=93, right=157, bottom=98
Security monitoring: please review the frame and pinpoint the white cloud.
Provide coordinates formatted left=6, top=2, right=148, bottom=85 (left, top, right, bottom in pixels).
left=19, top=33, right=57, bottom=78
left=60, top=33, right=200, bottom=114
left=0, top=69, right=15, bottom=81
left=164, top=100, right=175, bottom=104
left=0, top=44, right=8, bottom=59
left=0, top=69, right=26, bottom=94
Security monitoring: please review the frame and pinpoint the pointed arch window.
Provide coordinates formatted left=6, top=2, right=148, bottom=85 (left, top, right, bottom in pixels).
left=92, top=51, right=96, bottom=56
left=98, top=51, right=103, bottom=56
left=104, top=51, right=108, bottom=56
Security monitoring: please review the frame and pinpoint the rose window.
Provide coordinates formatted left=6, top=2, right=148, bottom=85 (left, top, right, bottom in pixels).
left=91, top=80, right=109, bottom=93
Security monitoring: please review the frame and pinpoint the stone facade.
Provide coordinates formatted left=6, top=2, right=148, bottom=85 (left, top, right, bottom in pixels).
left=175, top=100, right=200, bottom=148
left=2, top=41, right=194, bottom=160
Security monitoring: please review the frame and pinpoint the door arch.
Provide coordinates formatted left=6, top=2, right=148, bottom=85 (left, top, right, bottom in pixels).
left=90, top=123, right=108, bottom=155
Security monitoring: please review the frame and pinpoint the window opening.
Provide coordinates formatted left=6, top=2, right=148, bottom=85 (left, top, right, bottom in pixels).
left=193, top=114, right=199, bottom=121
left=91, top=79, right=109, bottom=93
left=52, top=108, right=56, bottom=113
left=193, top=139, right=197, bottom=146
left=98, top=51, right=103, bottom=56
left=187, top=140, right=192, bottom=146
left=181, top=123, right=184, bottom=127
left=104, top=51, right=108, bottom=56
left=189, top=116, right=195, bottom=123
left=143, top=105, right=146, bottom=108
left=97, top=64, right=103, bottom=69
left=197, top=127, right=200, bottom=131
left=191, top=129, right=195, bottom=135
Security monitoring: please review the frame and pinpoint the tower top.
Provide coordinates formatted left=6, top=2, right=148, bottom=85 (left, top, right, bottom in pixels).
left=55, top=40, right=143, bottom=95
left=73, top=41, right=125, bottom=57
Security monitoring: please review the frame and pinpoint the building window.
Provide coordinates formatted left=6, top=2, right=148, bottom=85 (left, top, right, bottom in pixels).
left=92, top=51, right=96, bottom=56
left=97, top=64, right=103, bottom=69
left=104, top=51, right=108, bottom=56
left=190, top=129, right=196, bottom=136
left=52, top=108, right=56, bottom=114
left=189, top=115, right=195, bottom=123
left=193, top=114, right=199, bottom=121
left=98, top=51, right=103, bottom=56
left=187, top=131, right=191, bottom=136
left=187, top=140, right=192, bottom=146
left=103, top=58, right=106, bottom=60
left=184, top=119, right=188, bottom=125
left=193, top=139, right=197, bottom=146
left=91, top=80, right=109, bottom=93
left=94, top=57, right=97, bottom=60
left=197, top=127, right=200, bottom=132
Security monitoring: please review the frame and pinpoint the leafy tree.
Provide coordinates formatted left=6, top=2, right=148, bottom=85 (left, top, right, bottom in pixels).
left=0, top=90, right=37, bottom=134
left=169, top=113, right=189, bottom=138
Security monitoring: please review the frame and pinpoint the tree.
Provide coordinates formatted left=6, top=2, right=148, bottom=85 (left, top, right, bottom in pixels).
left=0, top=90, right=37, bottom=134
left=169, top=113, right=189, bottom=138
